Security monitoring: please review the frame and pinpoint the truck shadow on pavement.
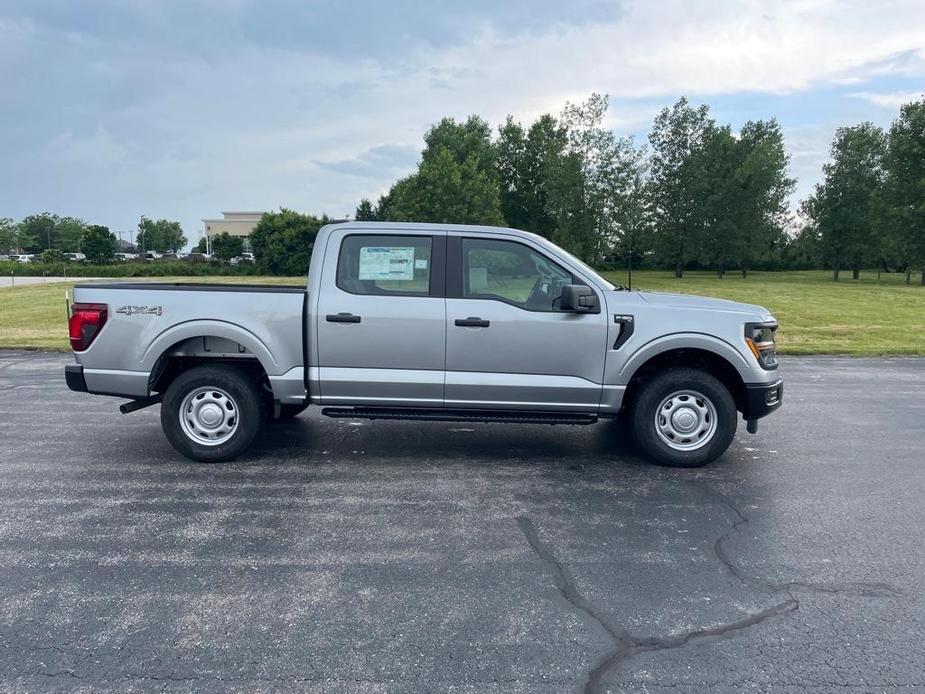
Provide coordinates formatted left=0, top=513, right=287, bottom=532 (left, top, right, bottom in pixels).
left=243, top=414, right=662, bottom=471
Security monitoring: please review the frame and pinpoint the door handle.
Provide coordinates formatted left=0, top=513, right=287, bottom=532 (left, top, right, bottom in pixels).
left=455, top=317, right=490, bottom=328
left=326, top=313, right=361, bottom=323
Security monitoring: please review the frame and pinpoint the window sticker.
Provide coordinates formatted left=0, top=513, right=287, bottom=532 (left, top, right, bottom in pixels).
left=414, top=258, right=428, bottom=270
left=469, top=266, right=489, bottom=290
left=359, top=246, right=415, bottom=280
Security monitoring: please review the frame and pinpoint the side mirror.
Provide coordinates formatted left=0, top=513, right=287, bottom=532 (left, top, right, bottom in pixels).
left=560, top=284, right=599, bottom=313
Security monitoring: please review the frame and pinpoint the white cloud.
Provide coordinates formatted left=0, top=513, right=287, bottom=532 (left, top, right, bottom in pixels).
left=2, top=0, right=925, bottom=241
left=849, top=90, right=924, bottom=108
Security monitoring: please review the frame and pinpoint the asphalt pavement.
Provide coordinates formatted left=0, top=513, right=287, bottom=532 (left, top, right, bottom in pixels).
left=0, top=352, right=923, bottom=693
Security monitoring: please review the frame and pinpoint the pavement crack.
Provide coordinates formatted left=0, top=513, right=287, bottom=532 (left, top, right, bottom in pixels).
left=516, top=515, right=797, bottom=694
left=588, top=598, right=798, bottom=691
left=697, top=481, right=904, bottom=600
left=516, top=516, right=633, bottom=647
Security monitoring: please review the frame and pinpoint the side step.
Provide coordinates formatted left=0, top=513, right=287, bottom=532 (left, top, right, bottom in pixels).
left=321, top=407, right=598, bottom=426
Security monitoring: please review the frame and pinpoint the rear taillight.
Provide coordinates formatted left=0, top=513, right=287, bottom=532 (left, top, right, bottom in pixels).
left=69, top=303, right=108, bottom=351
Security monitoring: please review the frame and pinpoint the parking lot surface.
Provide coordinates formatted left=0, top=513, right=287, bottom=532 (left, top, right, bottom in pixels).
left=1, top=351, right=923, bottom=693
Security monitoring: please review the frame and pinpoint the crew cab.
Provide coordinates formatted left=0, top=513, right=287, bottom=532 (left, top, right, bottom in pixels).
left=65, top=222, right=782, bottom=467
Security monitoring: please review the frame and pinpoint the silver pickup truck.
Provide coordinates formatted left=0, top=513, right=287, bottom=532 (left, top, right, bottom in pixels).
left=65, top=222, right=782, bottom=467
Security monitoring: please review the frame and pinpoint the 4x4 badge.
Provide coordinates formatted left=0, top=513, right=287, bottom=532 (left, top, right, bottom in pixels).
left=116, top=305, right=162, bottom=316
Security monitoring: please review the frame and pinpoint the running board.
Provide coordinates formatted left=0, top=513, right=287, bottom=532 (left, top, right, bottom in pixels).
left=321, top=407, right=598, bottom=426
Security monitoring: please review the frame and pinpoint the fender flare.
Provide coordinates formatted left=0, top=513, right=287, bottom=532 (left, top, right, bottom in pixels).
left=617, top=332, right=752, bottom=385
left=140, top=319, right=280, bottom=376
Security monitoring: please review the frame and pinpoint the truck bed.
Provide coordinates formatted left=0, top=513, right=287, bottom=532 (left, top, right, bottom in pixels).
left=70, top=282, right=307, bottom=403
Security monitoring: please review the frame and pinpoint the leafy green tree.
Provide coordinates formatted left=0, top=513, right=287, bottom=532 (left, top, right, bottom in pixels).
left=55, top=216, right=87, bottom=252
left=497, top=114, right=567, bottom=237
left=14, top=214, right=89, bottom=252
left=249, top=208, right=327, bottom=276
left=82, top=225, right=117, bottom=264
left=689, top=124, right=738, bottom=276
left=804, top=123, right=885, bottom=280
left=648, top=98, right=714, bottom=277
left=423, top=115, right=497, bottom=179
left=385, top=147, right=504, bottom=225
left=136, top=216, right=187, bottom=253
left=731, top=120, right=794, bottom=277
left=41, top=248, right=67, bottom=263
left=18, top=213, right=59, bottom=253
left=693, top=119, right=794, bottom=277
left=0, top=218, right=17, bottom=253
left=877, top=98, right=925, bottom=285
left=210, top=232, right=244, bottom=262
left=379, top=115, right=504, bottom=226
left=354, top=198, right=377, bottom=221
left=192, top=237, right=209, bottom=253
left=545, top=94, right=647, bottom=264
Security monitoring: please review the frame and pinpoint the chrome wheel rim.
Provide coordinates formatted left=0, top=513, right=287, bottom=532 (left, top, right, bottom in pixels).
left=179, top=386, right=239, bottom=446
left=654, top=389, right=717, bottom=451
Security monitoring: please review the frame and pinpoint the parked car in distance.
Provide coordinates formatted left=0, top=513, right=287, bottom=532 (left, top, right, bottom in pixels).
left=64, top=253, right=86, bottom=262
left=65, top=222, right=783, bottom=467
left=185, top=252, right=212, bottom=262
left=9, top=254, right=34, bottom=264
left=229, top=252, right=254, bottom=265
left=114, top=253, right=138, bottom=261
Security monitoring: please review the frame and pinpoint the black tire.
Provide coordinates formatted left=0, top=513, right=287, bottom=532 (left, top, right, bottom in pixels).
left=276, top=403, right=309, bottom=420
left=160, top=364, right=263, bottom=463
left=630, top=367, right=737, bottom=468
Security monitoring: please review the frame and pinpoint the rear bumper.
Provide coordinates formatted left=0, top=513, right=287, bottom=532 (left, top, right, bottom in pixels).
left=65, top=364, right=87, bottom=392
left=742, top=379, right=783, bottom=420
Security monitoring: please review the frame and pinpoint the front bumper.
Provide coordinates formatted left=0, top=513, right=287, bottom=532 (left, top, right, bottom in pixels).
left=65, top=364, right=87, bottom=392
left=742, top=379, right=783, bottom=420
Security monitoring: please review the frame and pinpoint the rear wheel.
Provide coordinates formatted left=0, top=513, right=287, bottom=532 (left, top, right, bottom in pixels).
left=630, top=367, right=736, bottom=467
left=161, top=365, right=263, bottom=462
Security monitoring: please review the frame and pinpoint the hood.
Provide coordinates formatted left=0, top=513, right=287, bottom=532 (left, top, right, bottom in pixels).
left=634, top=291, right=773, bottom=320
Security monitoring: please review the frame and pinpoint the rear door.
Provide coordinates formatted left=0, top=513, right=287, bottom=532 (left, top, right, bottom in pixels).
left=315, top=228, right=446, bottom=407
left=444, top=234, right=608, bottom=411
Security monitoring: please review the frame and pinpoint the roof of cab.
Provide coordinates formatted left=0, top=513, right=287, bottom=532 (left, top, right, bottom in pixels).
left=319, top=220, right=545, bottom=241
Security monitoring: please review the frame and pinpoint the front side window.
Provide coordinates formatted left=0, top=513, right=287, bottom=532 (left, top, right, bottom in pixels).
left=337, top=235, right=433, bottom=296
left=462, top=238, right=573, bottom=311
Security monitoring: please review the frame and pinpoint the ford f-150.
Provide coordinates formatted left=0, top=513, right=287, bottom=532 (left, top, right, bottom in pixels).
left=65, top=222, right=782, bottom=467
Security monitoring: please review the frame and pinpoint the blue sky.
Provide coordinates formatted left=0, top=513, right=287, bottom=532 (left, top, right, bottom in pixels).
left=1, top=0, right=923, bottom=246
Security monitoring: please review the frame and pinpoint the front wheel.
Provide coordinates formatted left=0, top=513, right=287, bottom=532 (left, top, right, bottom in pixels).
left=161, top=365, right=263, bottom=462
left=630, top=367, right=737, bottom=468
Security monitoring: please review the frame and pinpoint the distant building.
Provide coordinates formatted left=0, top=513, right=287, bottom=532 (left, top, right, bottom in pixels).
left=201, top=211, right=266, bottom=251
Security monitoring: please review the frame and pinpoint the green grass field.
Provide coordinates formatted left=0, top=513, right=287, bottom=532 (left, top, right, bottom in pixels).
left=1, top=271, right=923, bottom=354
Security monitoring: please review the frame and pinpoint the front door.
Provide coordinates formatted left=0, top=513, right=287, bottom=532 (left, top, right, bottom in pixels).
left=444, top=235, right=609, bottom=411
left=315, top=230, right=446, bottom=407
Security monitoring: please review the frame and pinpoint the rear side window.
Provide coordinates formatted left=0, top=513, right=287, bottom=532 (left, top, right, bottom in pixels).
left=337, top=235, right=433, bottom=296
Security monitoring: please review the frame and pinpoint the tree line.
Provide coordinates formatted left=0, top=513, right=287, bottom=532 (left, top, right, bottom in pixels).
left=355, top=93, right=925, bottom=283
left=800, top=99, right=925, bottom=283
left=0, top=213, right=188, bottom=261
left=0, top=213, right=120, bottom=264
left=0, top=214, right=246, bottom=264
left=5, top=93, right=923, bottom=282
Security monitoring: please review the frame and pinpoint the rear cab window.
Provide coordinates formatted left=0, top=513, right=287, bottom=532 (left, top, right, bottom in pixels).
left=336, top=235, right=433, bottom=296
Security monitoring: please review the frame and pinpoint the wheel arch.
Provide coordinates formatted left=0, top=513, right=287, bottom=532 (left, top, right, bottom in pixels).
left=620, top=339, right=749, bottom=414
left=143, top=322, right=276, bottom=397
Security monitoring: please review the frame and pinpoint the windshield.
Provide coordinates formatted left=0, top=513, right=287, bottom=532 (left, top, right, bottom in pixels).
left=531, top=236, right=615, bottom=291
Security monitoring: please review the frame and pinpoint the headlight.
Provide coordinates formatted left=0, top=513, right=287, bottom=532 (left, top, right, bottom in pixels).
left=745, top=322, right=778, bottom=369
